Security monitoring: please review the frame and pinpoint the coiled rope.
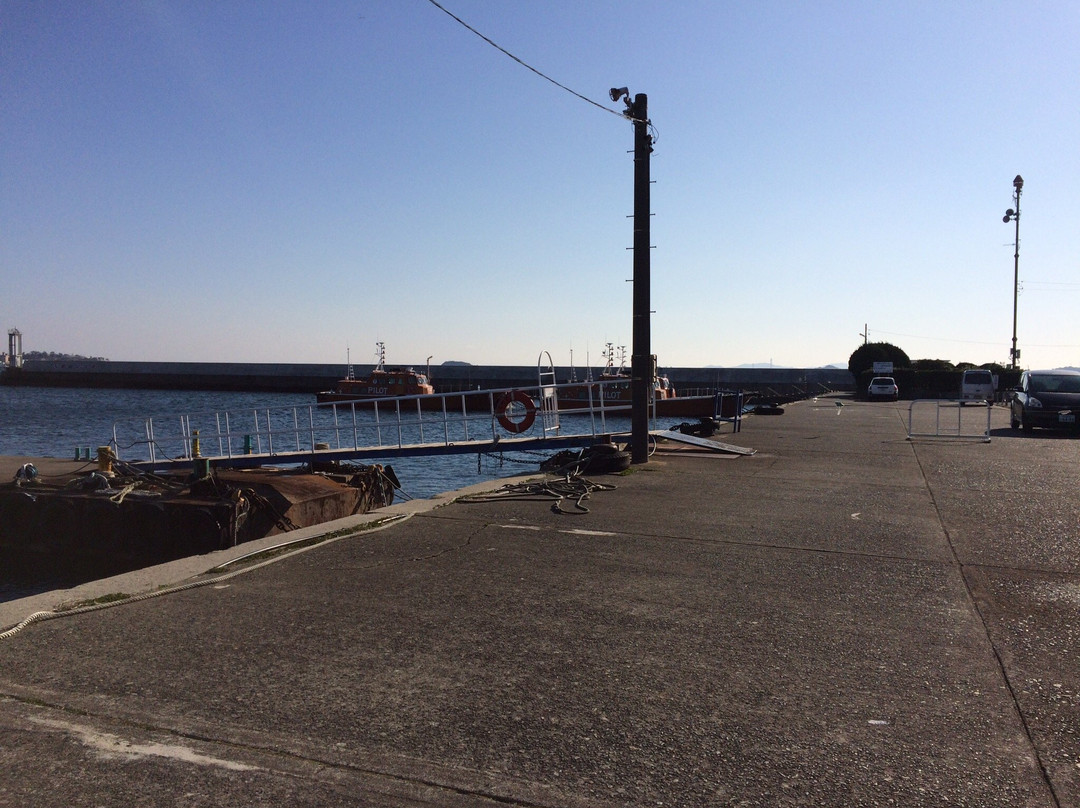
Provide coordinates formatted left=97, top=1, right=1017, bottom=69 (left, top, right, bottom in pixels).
left=456, top=473, right=616, bottom=515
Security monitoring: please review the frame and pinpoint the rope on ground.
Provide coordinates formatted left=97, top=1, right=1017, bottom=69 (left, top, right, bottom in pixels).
left=108, top=483, right=138, bottom=504
left=456, top=473, right=616, bottom=515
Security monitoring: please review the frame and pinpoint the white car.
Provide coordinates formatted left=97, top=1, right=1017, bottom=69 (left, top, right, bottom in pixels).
left=867, top=376, right=898, bottom=401
left=959, top=369, right=996, bottom=404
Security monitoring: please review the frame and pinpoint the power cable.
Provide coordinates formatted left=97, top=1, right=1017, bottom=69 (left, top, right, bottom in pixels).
left=424, top=0, right=641, bottom=124
left=874, top=329, right=1079, bottom=350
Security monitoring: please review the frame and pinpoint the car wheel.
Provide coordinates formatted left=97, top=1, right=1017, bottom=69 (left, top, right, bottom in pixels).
left=1021, top=415, right=1033, bottom=433
left=1010, top=413, right=1020, bottom=430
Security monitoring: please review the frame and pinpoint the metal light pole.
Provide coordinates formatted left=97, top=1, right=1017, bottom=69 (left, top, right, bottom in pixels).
left=1003, top=174, right=1023, bottom=370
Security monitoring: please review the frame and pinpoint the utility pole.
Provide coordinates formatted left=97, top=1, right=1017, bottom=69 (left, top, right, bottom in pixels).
left=629, top=93, right=652, bottom=464
left=608, top=87, right=653, bottom=464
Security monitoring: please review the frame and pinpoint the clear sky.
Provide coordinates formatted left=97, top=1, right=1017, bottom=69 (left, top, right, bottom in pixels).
left=3, top=1, right=1077, bottom=370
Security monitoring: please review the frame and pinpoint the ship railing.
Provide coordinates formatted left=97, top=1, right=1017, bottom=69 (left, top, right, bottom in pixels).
left=108, top=379, right=664, bottom=467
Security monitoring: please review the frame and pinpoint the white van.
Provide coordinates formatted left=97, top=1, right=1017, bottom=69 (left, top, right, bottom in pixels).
left=960, top=369, right=996, bottom=404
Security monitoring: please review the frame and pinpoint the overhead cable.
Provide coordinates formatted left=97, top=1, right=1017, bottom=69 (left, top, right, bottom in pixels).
left=424, top=0, right=641, bottom=124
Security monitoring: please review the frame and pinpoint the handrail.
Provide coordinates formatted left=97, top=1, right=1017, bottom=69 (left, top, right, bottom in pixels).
left=109, top=380, right=667, bottom=468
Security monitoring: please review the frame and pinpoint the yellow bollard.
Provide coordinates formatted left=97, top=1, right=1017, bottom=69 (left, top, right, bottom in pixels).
left=191, top=430, right=201, bottom=458
left=96, top=446, right=115, bottom=475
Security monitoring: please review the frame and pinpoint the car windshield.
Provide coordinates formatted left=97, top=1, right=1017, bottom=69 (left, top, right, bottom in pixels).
left=1029, top=375, right=1080, bottom=394
left=871, top=378, right=894, bottom=385
left=965, top=372, right=992, bottom=383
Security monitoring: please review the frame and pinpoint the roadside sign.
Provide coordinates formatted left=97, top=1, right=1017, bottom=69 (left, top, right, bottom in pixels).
left=873, top=362, right=894, bottom=374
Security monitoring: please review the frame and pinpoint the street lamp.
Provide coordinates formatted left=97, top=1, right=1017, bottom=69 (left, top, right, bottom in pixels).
left=1002, top=174, right=1023, bottom=369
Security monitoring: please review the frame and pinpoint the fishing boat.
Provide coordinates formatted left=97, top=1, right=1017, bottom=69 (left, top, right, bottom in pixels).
left=553, top=345, right=740, bottom=419
left=555, top=345, right=674, bottom=411
left=316, top=343, right=434, bottom=405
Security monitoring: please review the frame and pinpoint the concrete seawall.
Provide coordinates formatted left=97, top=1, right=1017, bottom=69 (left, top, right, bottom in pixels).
left=1, top=359, right=854, bottom=395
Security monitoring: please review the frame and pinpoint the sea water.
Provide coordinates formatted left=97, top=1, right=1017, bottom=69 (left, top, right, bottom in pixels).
left=0, top=385, right=565, bottom=601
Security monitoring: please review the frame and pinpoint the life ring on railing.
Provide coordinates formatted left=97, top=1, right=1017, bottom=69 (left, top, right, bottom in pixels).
left=495, top=390, right=537, bottom=434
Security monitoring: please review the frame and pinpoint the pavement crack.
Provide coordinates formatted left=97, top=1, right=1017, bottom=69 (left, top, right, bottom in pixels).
left=908, top=439, right=1064, bottom=807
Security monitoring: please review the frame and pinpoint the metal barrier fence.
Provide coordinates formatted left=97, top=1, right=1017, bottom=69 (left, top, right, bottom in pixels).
left=907, top=399, right=992, bottom=442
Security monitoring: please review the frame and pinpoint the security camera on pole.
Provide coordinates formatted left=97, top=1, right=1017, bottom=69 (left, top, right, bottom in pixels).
left=1002, top=175, right=1023, bottom=370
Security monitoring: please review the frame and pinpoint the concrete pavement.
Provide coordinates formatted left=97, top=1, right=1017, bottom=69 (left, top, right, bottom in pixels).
left=1, top=394, right=1078, bottom=807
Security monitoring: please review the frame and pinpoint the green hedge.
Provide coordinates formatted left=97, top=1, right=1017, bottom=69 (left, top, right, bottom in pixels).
left=858, top=369, right=1021, bottom=400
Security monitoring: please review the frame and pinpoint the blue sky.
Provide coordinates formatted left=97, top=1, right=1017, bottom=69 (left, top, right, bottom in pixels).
left=3, top=1, right=1077, bottom=370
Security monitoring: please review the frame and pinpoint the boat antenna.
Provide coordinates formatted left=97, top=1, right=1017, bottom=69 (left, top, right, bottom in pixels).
left=346, top=344, right=354, bottom=380
left=375, top=341, right=385, bottom=371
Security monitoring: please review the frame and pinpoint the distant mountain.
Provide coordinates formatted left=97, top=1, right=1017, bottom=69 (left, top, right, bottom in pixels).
left=24, top=351, right=109, bottom=361
left=708, top=362, right=848, bottom=370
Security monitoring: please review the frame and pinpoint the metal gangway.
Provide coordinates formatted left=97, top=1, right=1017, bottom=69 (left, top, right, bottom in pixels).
left=108, top=381, right=660, bottom=472
left=108, top=349, right=746, bottom=471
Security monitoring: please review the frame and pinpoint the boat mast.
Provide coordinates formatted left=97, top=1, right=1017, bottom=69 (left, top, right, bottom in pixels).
left=603, top=343, right=615, bottom=375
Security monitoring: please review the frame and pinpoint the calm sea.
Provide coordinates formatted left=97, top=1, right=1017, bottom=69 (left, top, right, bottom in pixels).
left=0, top=386, right=560, bottom=602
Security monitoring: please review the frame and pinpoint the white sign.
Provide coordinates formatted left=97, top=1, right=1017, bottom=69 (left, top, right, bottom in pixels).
left=873, top=362, right=894, bottom=374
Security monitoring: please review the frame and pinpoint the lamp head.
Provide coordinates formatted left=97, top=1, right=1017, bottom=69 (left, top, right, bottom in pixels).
left=1013, top=175, right=1024, bottom=192
left=609, top=86, right=629, bottom=103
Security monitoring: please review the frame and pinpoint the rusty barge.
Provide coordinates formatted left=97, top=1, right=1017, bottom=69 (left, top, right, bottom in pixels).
left=0, top=454, right=396, bottom=584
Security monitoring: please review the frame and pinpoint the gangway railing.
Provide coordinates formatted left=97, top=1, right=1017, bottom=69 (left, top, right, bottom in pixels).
left=537, top=351, right=561, bottom=437
left=108, top=380, right=684, bottom=471
left=907, top=399, right=992, bottom=442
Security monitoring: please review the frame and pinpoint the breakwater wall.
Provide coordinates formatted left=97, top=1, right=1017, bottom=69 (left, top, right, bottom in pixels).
left=0, top=360, right=854, bottom=396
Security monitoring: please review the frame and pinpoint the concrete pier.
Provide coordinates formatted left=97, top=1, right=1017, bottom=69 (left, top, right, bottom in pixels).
left=1, top=395, right=1077, bottom=806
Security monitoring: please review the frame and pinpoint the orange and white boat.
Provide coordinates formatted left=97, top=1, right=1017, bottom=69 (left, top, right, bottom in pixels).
left=316, top=343, right=434, bottom=405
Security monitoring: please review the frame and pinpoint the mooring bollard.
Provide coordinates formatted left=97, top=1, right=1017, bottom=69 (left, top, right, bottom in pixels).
left=96, top=446, right=115, bottom=476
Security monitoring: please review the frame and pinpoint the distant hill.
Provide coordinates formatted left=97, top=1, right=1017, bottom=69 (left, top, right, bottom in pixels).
left=24, top=351, right=109, bottom=362
left=709, top=362, right=848, bottom=370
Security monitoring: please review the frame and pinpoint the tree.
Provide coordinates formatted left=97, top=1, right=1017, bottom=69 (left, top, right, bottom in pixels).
left=848, top=342, right=910, bottom=377
left=912, top=358, right=955, bottom=371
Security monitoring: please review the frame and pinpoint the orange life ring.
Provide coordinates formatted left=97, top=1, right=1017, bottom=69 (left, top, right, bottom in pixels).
left=495, top=390, right=537, bottom=433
